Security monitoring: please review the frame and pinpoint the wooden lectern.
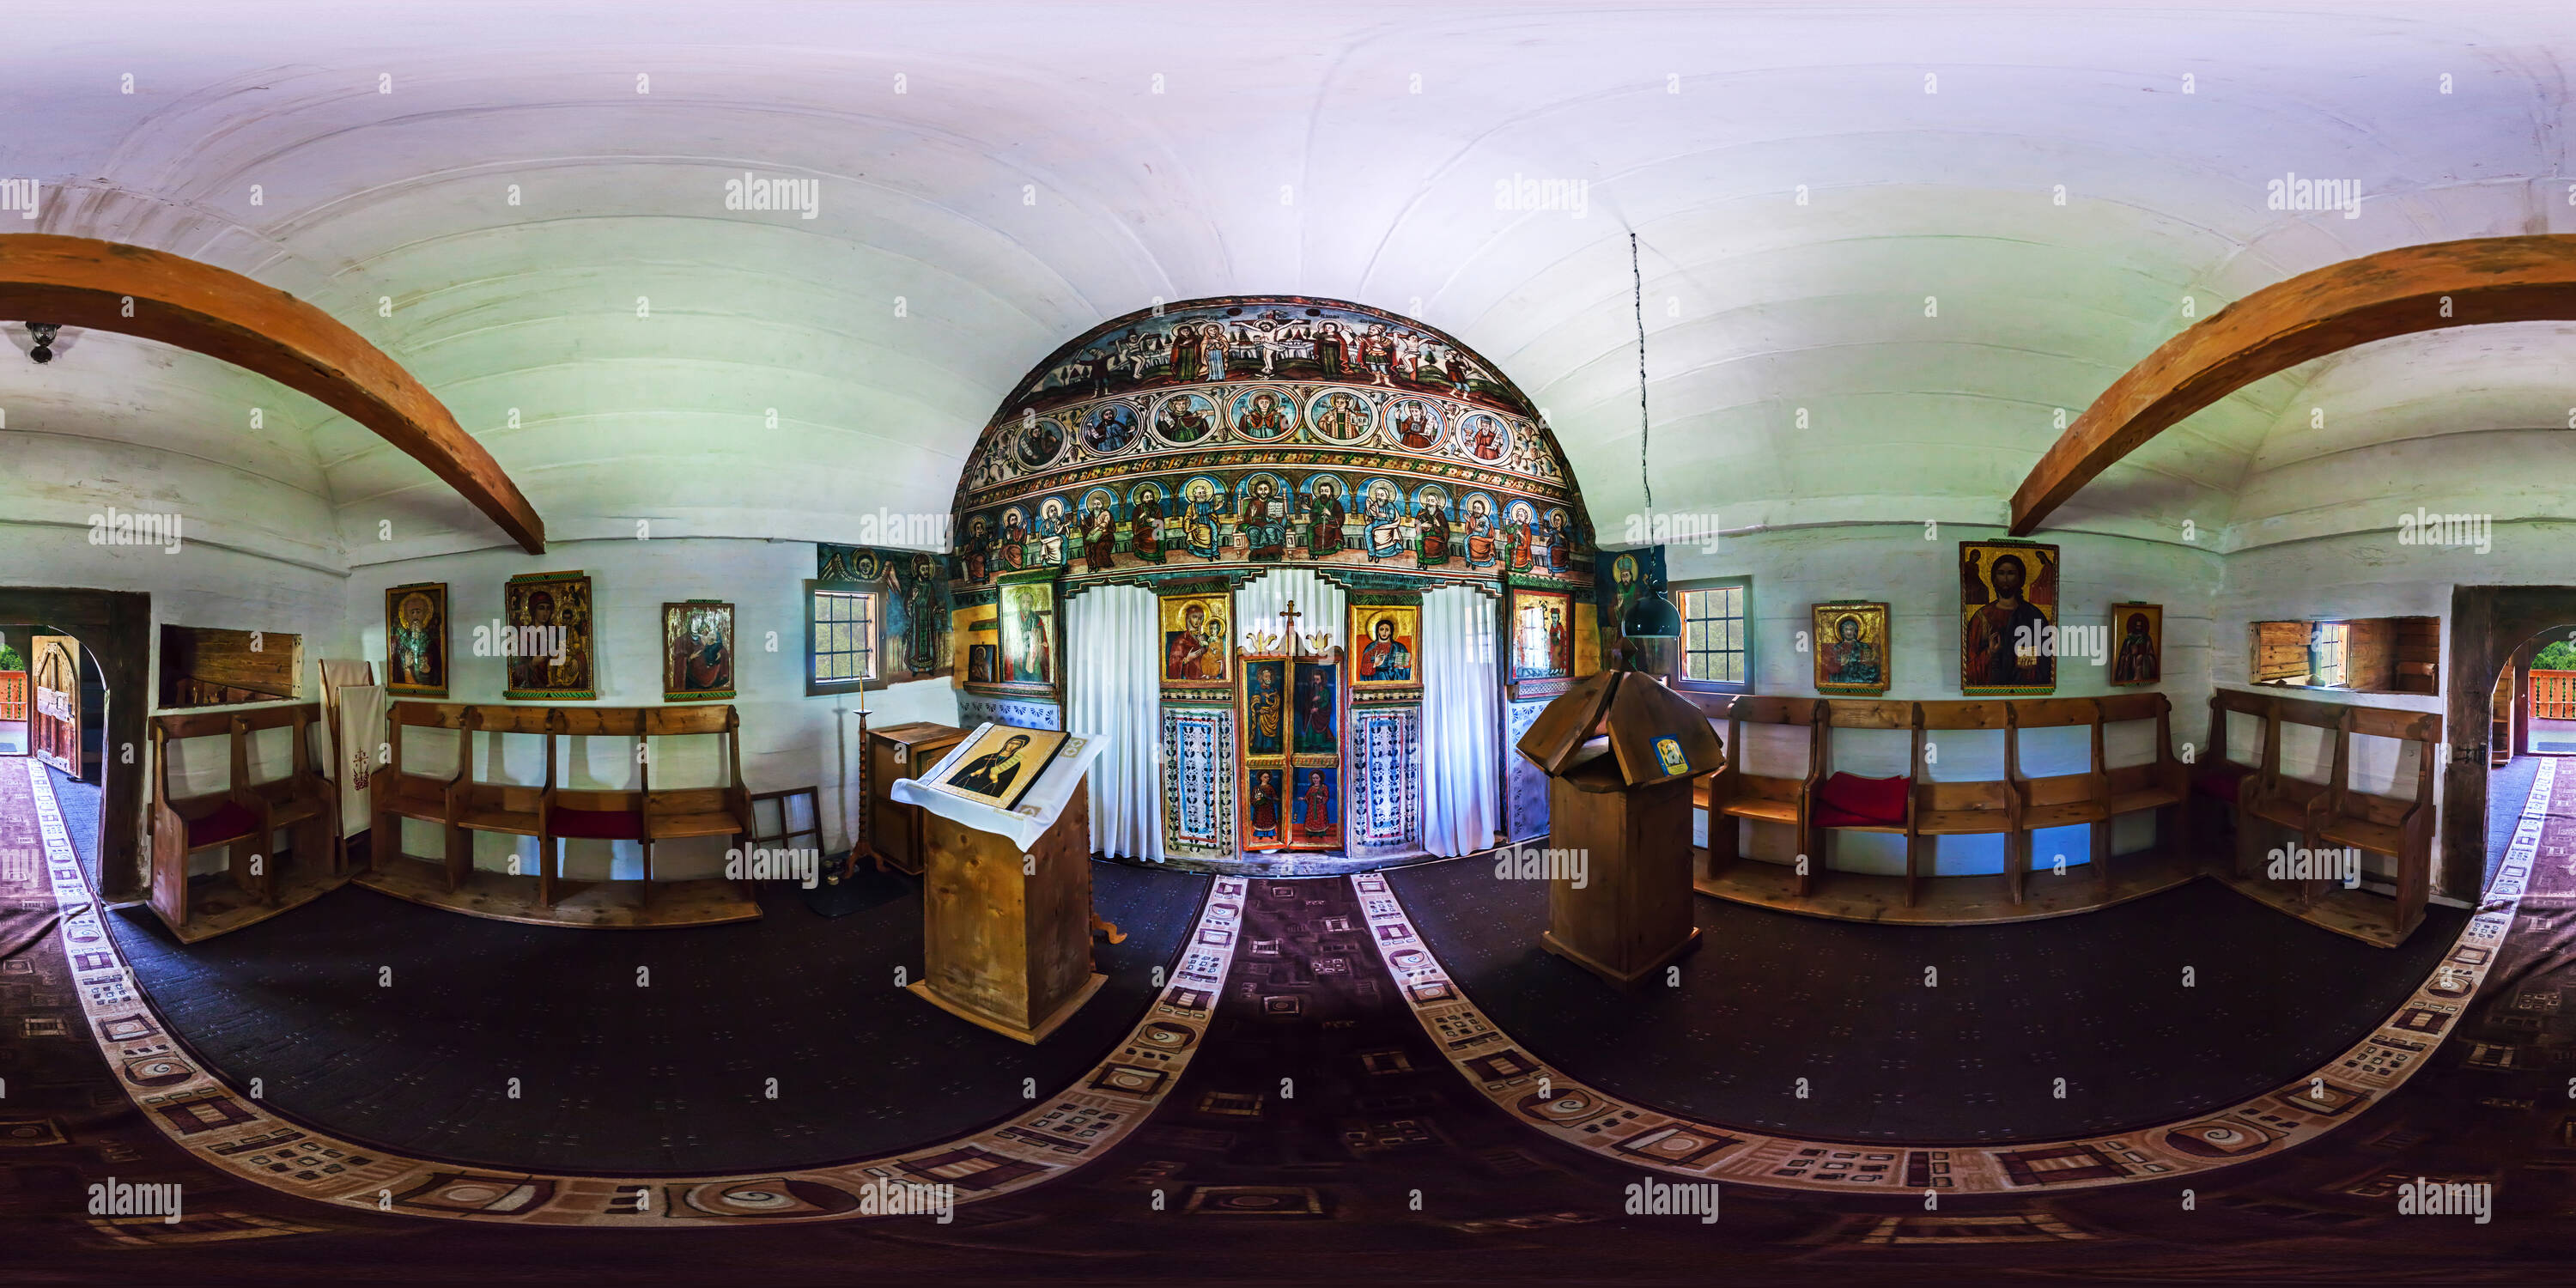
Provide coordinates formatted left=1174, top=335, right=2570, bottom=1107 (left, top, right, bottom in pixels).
left=908, top=776, right=1107, bottom=1044
left=1516, top=670, right=1726, bottom=989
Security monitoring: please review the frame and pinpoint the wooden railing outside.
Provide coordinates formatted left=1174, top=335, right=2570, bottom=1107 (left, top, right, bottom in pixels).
left=2535, top=669, right=2576, bottom=720
left=0, top=672, right=24, bottom=722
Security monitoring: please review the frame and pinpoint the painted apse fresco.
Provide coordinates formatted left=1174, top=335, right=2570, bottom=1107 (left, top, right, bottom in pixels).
left=948, top=297, right=1595, bottom=866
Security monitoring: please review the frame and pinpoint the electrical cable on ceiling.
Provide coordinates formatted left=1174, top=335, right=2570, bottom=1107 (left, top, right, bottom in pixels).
left=1631, top=231, right=1651, bottom=511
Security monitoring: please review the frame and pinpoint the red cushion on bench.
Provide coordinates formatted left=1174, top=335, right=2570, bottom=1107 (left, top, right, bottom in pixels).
left=551, top=807, right=645, bottom=839
left=2192, top=769, right=2245, bottom=804
left=1814, top=772, right=1908, bottom=827
left=185, top=799, right=260, bottom=848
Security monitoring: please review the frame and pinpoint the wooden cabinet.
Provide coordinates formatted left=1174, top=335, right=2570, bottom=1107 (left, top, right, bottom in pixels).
left=868, top=720, right=967, bottom=875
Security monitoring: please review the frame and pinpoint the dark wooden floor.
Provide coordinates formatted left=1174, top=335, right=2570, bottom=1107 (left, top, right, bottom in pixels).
left=106, top=860, right=1207, bottom=1175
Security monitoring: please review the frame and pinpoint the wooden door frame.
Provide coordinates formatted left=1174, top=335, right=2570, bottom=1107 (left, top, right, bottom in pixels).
left=2446, top=586, right=2576, bottom=902
left=0, top=588, right=149, bottom=899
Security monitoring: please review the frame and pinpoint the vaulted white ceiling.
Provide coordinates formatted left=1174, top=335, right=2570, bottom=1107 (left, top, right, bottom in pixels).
left=6, top=0, right=2574, bottom=566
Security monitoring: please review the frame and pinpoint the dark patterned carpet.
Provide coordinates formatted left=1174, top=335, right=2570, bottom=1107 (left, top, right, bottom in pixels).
left=1393, top=854, right=2467, bottom=1144
left=105, top=858, right=1206, bottom=1175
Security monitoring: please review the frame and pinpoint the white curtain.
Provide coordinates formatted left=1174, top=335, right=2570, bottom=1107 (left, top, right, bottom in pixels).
left=1421, top=585, right=1501, bottom=856
left=1234, top=568, right=1348, bottom=656
left=1066, top=584, right=1165, bottom=860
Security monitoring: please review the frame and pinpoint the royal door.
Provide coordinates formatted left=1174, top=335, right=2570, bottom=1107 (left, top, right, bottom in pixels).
left=29, top=635, right=81, bottom=777
left=1238, top=647, right=1346, bottom=853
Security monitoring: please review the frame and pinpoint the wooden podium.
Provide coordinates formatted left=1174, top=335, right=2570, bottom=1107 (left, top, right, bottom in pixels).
left=907, top=775, right=1107, bottom=1044
left=1516, top=670, right=1725, bottom=989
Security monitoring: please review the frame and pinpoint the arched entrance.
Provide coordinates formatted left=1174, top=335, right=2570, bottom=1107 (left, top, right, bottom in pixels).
left=2447, top=587, right=2576, bottom=903
left=0, top=589, right=149, bottom=896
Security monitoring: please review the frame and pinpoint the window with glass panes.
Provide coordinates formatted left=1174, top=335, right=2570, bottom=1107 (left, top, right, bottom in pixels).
left=1677, top=580, right=1750, bottom=691
left=811, top=589, right=878, bottom=687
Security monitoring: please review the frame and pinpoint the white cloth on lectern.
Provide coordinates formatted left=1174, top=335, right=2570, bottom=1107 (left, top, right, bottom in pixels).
left=891, top=725, right=1113, bottom=853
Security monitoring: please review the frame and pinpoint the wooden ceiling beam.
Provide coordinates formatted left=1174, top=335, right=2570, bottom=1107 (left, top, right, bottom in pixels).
left=2010, top=234, right=2576, bottom=536
left=0, top=234, right=544, bottom=553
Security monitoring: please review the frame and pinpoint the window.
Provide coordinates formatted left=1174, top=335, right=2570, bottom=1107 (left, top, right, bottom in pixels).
left=2309, top=622, right=2348, bottom=688
left=807, top=586, right=878, bottom=695
left=1674, top=577, right=1752, bottom=693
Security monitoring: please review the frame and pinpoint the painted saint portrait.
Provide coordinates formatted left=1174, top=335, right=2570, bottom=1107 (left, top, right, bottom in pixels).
left=662, top=601, right=736, bottom=702
left=998, top=578, right=1058, bottom=691
left=1291, top=767, right=1338, bottom=844
left=1352, top=605, right=1419, bottom=687
left=1244, top=659, right=1288, bottom=756
left=930, top=724, right=1070, bottom=811
left=1230, top=386, right=1297, bottom=441
left=1152, top=392, right=1219, bottom=446
left=1511, top=587, right=1573, bottom=683
left=1014, top=416, right=1066, bottom=469
left=503, top=571, right=595, bottom=701
left=1161, top=592, right=1231, bottom=684
left=1303, top=475, right=1350, bottom=556
left=1292, top=662, right=1340, bottom=754
left=1388, top=398, right=1443, bottom=451
left=1080, top=401, right=1139, bottom=454
left=1307, top=388, right=1375, bottom=444
left=1246, top=767, right=1285, bottom=844
left=968, top=641, right=998, bottom=685
left=1812, top=602, right=1890, bottom=696
left=385, top=582, right=448, bottom=697
left=1960, top=540, right=2060, bottom=696
left=2111, top=603, right=2163, bottom=686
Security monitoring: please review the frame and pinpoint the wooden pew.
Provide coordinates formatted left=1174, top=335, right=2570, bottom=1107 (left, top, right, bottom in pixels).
left=456, top=704, right=556, bottom=895
left=2235, top=692, right=2343, bottom=887
left=1696, top=696, right=1824, bottom=893
left=545, top=707, right=646, bottom=908
left=1911, top=700, right=2025, bottom=904
left=643, top=703, right=757, bottom=902
left=1807, top=699, right=1920, bottom=902
left=2097, top=692, right=2188, bottom=872
left=2197, top=689, right=2272, bottom=853
left=374, top=701, right=470, bottom=890
left=2318, top=704, right=2441, bottom=940
left=2004, top=698, right=2105, bottom=896
left=147, top=702, right=343, bottom=941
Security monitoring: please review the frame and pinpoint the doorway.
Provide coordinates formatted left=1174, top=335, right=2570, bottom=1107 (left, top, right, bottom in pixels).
left=0, top=591, right=149, bottom=898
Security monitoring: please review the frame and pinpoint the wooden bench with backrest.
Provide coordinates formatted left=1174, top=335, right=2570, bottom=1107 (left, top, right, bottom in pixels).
left=455, top=705, right=557, bottom=895
left=1695, top=695, right=1825, bottom=893
left=2233, top=690, right=2345, bottom=884
left=149, top=702, right=337, bottom=936
left=375, top=701, right=471, bottom=889
left=1909, top=700, right=2026, bottom=904
left=1807, top=698, right=1921, bottom=900
left=2001, top=697, right=2105, bottom=896
left=545, top=707, right=647, bottom=908
left=2318, top=704, right=2440, bottom=938
left=643, top=703, right=756, bottom=901
left=2196, top=689, right=2273, bottom=850
left=2096, top=691, right=2189, bottom=872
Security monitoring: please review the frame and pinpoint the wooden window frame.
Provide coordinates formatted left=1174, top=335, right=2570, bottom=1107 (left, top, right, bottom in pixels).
left=1670, top=576, right=1754, bottom=696
left=805, top=582, right=881, bottom=696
